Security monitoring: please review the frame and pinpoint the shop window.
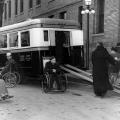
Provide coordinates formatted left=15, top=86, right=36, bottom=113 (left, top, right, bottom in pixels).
left=21, top=31, right=30, bottom=47
left=0, top=34, right=7, bottom=48
left=9, top=32, right=18, bottom=47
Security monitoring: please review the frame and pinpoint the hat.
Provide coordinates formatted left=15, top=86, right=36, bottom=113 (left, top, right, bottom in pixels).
left=6, top=52, right=11, bottom=56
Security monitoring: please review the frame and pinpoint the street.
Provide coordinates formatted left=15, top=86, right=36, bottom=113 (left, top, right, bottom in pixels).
left=0, top=80, right=120, bottom=120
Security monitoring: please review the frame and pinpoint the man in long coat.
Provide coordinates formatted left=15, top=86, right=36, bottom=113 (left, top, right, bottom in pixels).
left=92, top=42, right=116, bottom=97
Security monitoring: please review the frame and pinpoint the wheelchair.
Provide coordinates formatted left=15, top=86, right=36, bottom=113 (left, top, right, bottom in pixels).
left=109, top=64, right=120, bottom=86
left=41, top=71, right=67, bottom=93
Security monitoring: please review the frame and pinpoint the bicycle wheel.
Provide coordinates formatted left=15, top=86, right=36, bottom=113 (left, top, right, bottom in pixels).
left=59, top=74, right=67, bottom=92
left=2, top=72, right=17, bottom=88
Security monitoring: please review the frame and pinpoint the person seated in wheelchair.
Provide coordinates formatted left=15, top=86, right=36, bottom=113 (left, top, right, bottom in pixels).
left=0, top=52, right=18, bottom=76
left=44, top=57, right=62, bottom=90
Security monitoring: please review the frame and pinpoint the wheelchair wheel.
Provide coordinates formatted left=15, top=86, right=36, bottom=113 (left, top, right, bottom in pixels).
left=109, top=72, right=118, bottom=85
left=41, top=74, right=50, bottom=93
left=14, top=72, right=21, bottom=84
left=59, top=74, right=67, bottom=92
left=2, top=72, right=17, bottom=88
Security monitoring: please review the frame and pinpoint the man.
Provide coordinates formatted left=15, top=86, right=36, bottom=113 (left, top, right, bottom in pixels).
left=92, top=42, right=116, bottom=97
left=1, top=52, right=17, bottom=76
left=44, top=57, right=61, bottom=90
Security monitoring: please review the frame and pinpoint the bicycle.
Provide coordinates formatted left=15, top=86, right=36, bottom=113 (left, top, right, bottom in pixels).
left=0, top=69, right=21, bottom=88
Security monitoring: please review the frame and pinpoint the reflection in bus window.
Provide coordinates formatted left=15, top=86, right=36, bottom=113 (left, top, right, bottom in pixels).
left=21, top=31, right=30, bottom=47
left=9, top=32, right=18, bottom=47
left=44, top=30, right=48, bottom=41
left=0, top=34, right=7, bottom=48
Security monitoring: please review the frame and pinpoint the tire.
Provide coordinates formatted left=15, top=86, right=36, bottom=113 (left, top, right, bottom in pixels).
left=14, top=72, right=21, bottom=84
left=59, top=74, right=67, bottom=92
left=41, top=74, right=50, bottom=93
left=109, top=73, right=118, bottom=85
left=2, top=72, right=17, bottom=88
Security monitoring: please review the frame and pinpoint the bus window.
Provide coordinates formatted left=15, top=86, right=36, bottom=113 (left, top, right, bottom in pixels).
left=0, top=34, right=7, bottom=48
left=21, top=31, right=30, bottom=47
left=63, top=31, right=70, bottom=47
left=44, top=30, right=48, bottom=41
left=9, top=32, right=18, bottom=47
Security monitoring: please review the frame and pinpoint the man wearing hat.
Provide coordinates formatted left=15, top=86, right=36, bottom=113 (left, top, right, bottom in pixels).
left=1, top=52, right=17, bottom=76
left=44, top=57, right=61, bottom=90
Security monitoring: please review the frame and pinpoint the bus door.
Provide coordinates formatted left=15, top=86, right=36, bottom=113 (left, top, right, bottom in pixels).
left=55, top=31, right=71, bottom=64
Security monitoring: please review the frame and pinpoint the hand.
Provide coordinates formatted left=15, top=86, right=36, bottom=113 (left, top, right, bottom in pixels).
left=115, top=57, right=118, bottom=60
left=52, top=69, right=56, bottom=73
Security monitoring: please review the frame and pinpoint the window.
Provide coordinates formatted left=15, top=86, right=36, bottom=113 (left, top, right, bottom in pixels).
left=48, top=15, right=54, bottom=18
left=15, top=0, right=18, bottom=15
left=78, top=6, right=83, bottom=30
left=44, top=31, right=48, bottom=41
left=0, top=34, right=7, bottom=48
left=8, top=0, right=11, bottom=18
left=59, top=11, right=67, bottom=19
left=4, top=3, right=7, bottom=20
left=20, top=0, right=24, bottom=13
left=29, top=0, right=33, bottom=9
left=96, top=0, right=105, bottom=33
left=55, top=31, right=70, bottom=47
left=48, top=0, right=55, bottom=4
left=36, top=0, right=41, bottom=5
left=9, top=32, right=18, bottom=47
left=21, top=31, right=30, bottom=47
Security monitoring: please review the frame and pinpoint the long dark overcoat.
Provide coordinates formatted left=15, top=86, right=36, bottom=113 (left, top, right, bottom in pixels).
left=92, top=46, right=115, bottom=92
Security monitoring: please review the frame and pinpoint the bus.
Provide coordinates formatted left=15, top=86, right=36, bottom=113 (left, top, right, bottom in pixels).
left=0, top=18, right=84, bottom=82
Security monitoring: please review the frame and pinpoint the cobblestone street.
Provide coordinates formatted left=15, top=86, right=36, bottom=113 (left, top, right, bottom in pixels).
left=0, top=81, right=120, bottom=120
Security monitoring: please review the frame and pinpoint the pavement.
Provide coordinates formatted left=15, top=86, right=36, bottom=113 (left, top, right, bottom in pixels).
left=0, top=80, right=120, bottom=120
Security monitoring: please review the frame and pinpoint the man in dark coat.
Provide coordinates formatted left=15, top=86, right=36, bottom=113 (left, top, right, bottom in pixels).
left=44, top=57, right=61, bottom=90
left=1, top=53, right=17, bottom=76
left=92, top=42, right=116, bottom=97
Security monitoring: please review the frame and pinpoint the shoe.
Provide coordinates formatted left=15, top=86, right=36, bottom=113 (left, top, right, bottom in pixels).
left=1, top=95, right=14, bottom=100
left=6, top=95, right=14, bottom=99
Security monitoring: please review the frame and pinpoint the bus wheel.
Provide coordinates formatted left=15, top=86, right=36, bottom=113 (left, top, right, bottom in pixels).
left=2, top=72, right=17, bottom=88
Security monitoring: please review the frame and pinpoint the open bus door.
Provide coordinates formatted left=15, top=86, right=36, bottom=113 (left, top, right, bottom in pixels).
left=55, top=31, right=84, bottom=68
left=55, top=31, right=70, bottom=64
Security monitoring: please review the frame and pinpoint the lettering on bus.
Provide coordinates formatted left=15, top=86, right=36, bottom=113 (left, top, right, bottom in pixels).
left=0, top=34, right=7, bottom=48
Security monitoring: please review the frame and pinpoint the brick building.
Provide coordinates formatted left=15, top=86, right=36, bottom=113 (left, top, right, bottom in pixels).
left=1, top=0, right=120, bottom=67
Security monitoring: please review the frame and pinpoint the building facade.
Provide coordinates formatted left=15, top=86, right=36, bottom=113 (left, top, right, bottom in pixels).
left=2, top=0, right=120, bottom=67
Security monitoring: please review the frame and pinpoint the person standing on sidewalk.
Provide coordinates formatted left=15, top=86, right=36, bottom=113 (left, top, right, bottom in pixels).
left=92, top=42, right=116, bottom=97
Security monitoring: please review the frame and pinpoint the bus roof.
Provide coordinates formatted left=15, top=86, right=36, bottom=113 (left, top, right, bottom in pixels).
left=0, top=18, right=80, bottom=32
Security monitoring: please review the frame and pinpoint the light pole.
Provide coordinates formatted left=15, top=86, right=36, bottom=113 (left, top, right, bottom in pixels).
left=81, top=0, right=95, bottom=70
